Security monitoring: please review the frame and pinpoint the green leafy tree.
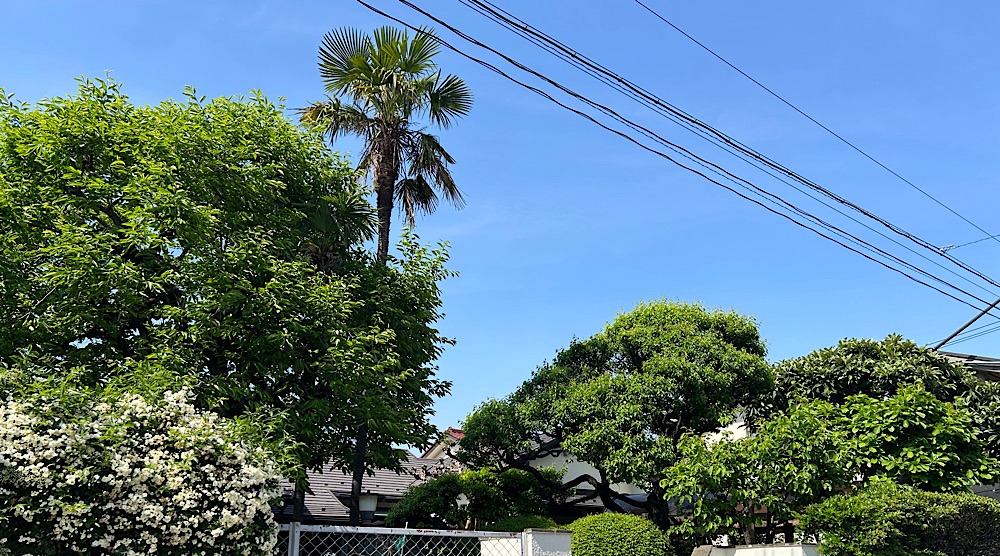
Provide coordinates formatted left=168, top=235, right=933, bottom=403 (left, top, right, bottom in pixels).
left=751, top=334, right=1000, bottom=459
left=459, top=301, right=774, bottom=528
left=662, top=384, right=995, bottom=545
left=301, top=25, right=472, bottom=523
left=662, top=400, right=852, bottom=545
left=0, top=79, right=452, bottom=520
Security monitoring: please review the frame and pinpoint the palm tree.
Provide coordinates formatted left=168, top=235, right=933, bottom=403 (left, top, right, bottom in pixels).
left=301, top=26, right=473, bottom=264
left=300, top=25, right=472, bottom=526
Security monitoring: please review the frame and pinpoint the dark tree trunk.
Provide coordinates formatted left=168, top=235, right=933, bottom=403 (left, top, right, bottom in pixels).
left=348, top=423, right=369, bottom=525
left=375, top=180, right=393, bottom=263
left=292, top=484, right=306, bottom=522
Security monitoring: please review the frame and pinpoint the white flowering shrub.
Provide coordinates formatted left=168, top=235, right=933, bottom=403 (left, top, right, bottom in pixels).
left=0, top=389, right=281, bottom=555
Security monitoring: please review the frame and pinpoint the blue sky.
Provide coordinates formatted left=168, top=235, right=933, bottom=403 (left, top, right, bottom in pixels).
left=5, top=1, right=1000, bottom=430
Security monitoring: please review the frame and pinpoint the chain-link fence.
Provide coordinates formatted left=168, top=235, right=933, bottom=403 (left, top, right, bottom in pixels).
left=276, top=524, right=526, bottom=556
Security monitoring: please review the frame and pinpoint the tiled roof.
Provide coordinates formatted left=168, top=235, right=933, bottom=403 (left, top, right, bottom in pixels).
left=940, top=350, right=1000, bottom=381
left=276, top=452, right=459, bottom=524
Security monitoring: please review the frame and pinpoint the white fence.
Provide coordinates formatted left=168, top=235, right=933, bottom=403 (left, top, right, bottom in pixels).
left=276, top=524, right=566, bottom=556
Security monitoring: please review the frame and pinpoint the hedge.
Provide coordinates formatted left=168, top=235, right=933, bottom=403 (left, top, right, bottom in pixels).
left=568, top=513, right=671, bottom=556
left=799, top=479, right=1000, bottom=556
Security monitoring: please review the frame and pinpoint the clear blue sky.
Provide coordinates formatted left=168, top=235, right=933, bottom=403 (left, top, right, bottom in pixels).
left=5, top=1, right=1000, bottom=430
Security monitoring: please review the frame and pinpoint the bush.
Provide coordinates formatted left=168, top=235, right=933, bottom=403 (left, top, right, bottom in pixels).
left=0, top=388, right=281, bottom=555
left=568, top=513, right=671, bottom=556
left=799, top=479, right=1000, bottom=556
left=482, top=515, right=557, bottom=532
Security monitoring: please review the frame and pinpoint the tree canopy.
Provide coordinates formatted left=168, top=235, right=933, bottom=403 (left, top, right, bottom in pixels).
left=458, top=301, right=773, bottom=527
left=663, top=383, right=996, bottom=545
left=0, top=79, right=453, bottom=502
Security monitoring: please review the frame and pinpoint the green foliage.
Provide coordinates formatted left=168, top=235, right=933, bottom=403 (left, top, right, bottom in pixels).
left=799, top=479, right=1000, bottom=556
left=0, top=78, right=452, bottom=490
left=663, top=384, right=995, bottom=544
left=843, top=384, right=994, bottom=491
left=460, top=301, right=773, bottom=525
left=662, top=400, right=852, bottom=544
left=767, top=335, right=971, bottom=408
left=385, top=468, right=566, bottom=529
left=568, top=513, right=672, bottom=556
left=481, top=515, right=557, bottom=532
left=751, top=335, right=997, bottom=443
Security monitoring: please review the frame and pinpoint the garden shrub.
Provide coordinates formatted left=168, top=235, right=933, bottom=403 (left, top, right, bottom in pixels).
left=799, top=479, right=1000, bottom=556
left=482, top=515, right=557, bottom=532
left=568, top=513, right=671, bottom=556
left=0, top=388, right=281, bottom=555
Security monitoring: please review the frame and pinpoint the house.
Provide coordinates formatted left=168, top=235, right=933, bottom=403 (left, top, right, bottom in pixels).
left=421, top=428, right=648, bottom=519
left=275, top=452, right=458, bottom=525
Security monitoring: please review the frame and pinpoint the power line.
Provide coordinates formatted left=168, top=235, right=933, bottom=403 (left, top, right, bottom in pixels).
left=453, top=0, right=1000, bottom=301
left=357, top=0, right=1000, bottom=320
left=932, top=319, right=1000, bottom=348
left=452, top=0, right=1000, bottom=297
left=632, top=0, right=1000, bottom=250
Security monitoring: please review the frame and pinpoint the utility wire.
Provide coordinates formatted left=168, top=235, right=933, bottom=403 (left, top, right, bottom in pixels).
left=457, top=0, right=1000, bottom=298
left=357, top=0, right=1000, bottom=319
left=454, top=0, right=1000, bottom=300
left=932, top=319, right=1000, bottom=348
left=632, top=0, right=1000, bottom=250
left=939, top=322, right=1000, bottom=347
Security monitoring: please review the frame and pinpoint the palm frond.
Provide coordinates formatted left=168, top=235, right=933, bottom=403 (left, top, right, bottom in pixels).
left=427, top=73, right=473, bottom=129
left=400, top=27, right=442, bottom=75
left=298, top=98, right=377, bottom=142
left=403, top=131, right=464, bottom=210
left=318, top=28, right=370, bottom=94
left=394, top=175, right=439, bottom=226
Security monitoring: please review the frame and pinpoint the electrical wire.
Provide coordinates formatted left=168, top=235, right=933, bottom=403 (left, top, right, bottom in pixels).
left=632, top=0, right=1000, bottom=251
left=456, top=0, right=1000, bottom=298
left=357, top=0, right=1000, bottom=320
left=454, top=0, right=1000, bottom=300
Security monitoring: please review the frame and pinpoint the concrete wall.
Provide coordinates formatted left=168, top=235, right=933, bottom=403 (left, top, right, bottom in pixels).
left=524, top=529, right=572, bottom=556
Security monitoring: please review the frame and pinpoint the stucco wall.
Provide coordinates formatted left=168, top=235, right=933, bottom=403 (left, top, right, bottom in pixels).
left=525, top=529, right=572, bottom=556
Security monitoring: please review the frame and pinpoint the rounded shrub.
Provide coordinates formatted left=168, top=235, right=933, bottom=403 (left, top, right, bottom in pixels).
left=568, top=513, right=671, bottom=556
left=799, top=479, right=1000, bottom=556
left=483, top=515, right=558, bottom=532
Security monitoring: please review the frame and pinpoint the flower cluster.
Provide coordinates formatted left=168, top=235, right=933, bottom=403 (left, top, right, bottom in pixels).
left=0, top=389, right=281, bottom=555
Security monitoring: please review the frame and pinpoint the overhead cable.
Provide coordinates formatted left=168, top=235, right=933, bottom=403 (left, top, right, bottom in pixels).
left=632, top=0, right=1000, bottom=250
left=355, top=0, right=1000, bottom=320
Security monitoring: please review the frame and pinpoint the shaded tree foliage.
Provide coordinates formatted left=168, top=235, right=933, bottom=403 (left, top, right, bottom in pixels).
left=458, top=301, right=773, bottom=528
left=385, top=468, right=565, bottom=529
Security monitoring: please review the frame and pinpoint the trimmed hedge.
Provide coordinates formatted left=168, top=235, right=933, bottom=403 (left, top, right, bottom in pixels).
left=799, top=479, right=1000, bottom=556
left=568, top=513, right=671, bottom=556
left=482, top=515, right=557, bottom=532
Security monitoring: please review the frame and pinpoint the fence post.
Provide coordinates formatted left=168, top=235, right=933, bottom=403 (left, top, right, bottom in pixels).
left=287, top=522, right=300, bottom=556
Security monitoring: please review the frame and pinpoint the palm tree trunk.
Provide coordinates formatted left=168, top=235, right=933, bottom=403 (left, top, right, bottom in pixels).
left=350, top=147, right=399, bottom=524
left=374, top=155, right=397, bottom=263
